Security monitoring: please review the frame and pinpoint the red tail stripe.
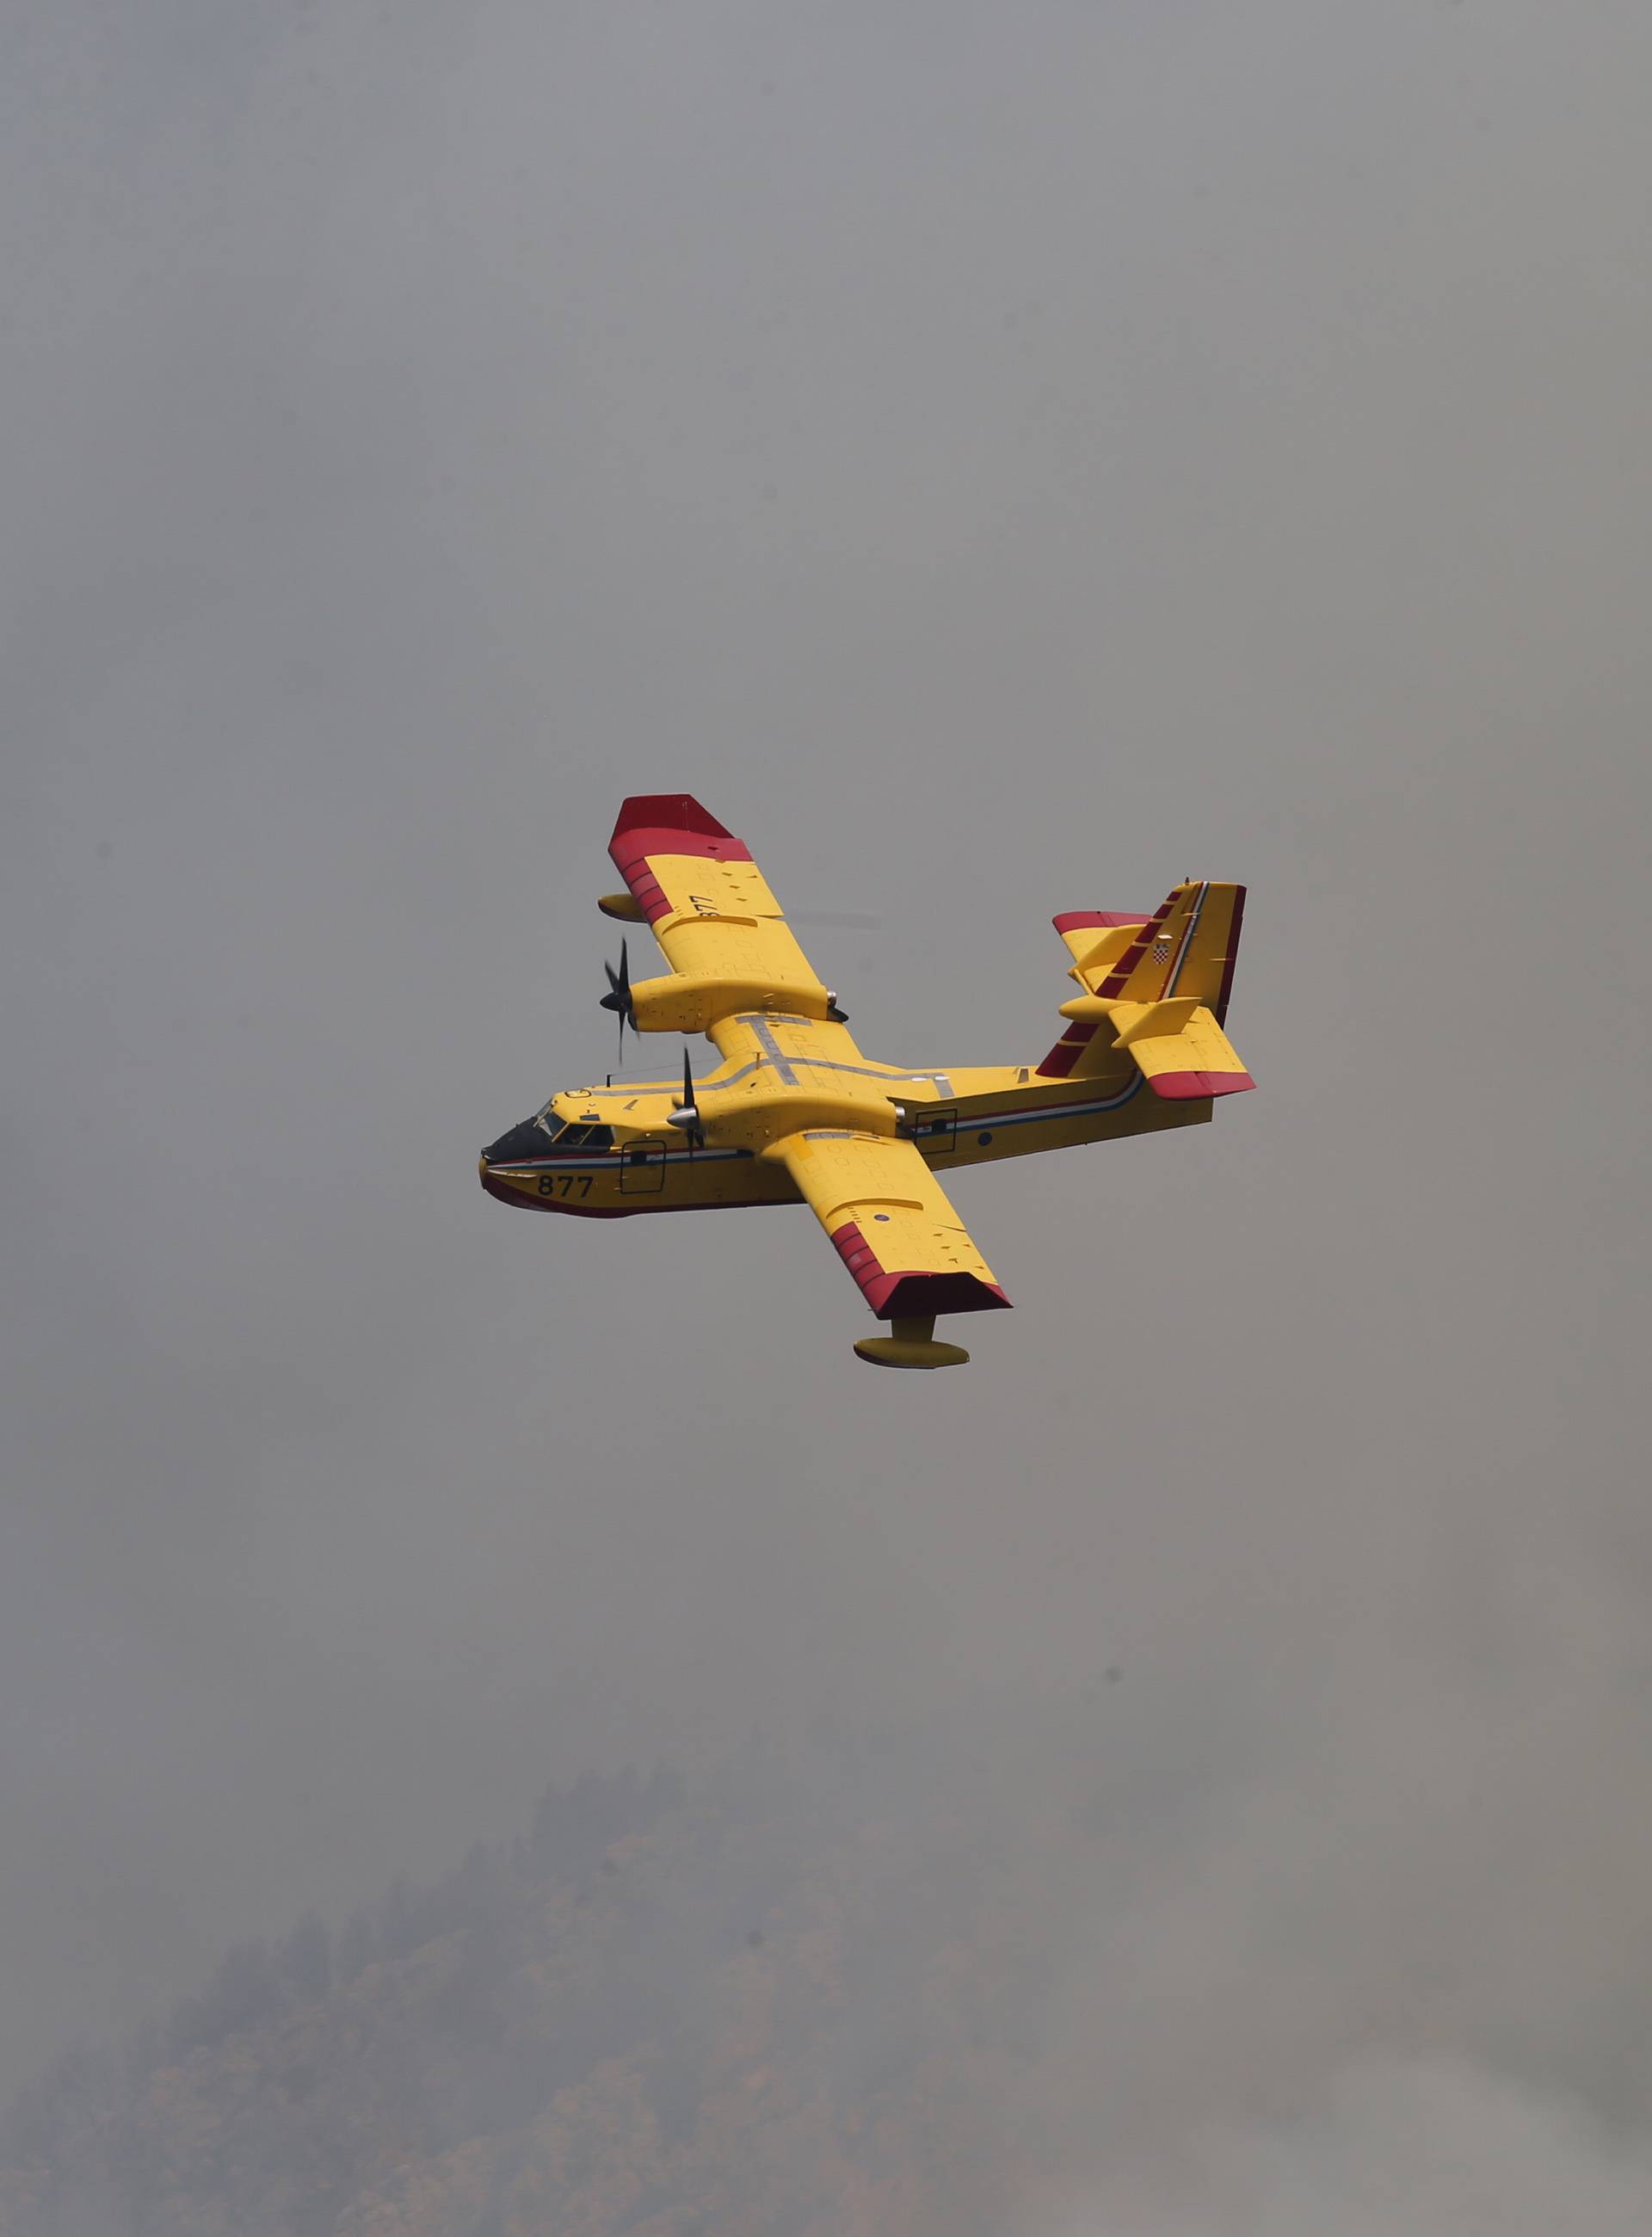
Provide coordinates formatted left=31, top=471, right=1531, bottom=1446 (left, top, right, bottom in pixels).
left=1213, top=884, right=1247, bottom=1026
left=1096, top=891, right=1180, bottom=999
left=1033, top=1020, right=1097, bottom=1079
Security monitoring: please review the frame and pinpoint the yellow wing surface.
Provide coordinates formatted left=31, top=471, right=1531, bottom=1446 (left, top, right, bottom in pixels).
left=774, top=1129, right=1011, bottom=1322
left=607, top=795, right=838, bottom=1027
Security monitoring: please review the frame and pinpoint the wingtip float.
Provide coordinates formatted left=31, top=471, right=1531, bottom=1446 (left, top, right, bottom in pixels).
left=479, top=795, right=1254, bottom=1369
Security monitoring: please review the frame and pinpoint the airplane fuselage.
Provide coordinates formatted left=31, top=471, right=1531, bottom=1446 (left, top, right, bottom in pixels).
left=480, top=1008, right=1206, bottom=1219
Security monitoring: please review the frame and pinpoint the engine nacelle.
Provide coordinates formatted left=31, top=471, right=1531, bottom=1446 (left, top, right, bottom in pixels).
left=626, top=973, right=839, bottom=1034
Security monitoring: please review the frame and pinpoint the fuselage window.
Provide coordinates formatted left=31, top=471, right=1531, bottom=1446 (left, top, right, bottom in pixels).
left=558, top=1124, right=614, bottom=1152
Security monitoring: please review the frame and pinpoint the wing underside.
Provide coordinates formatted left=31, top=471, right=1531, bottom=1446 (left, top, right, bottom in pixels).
left=775, top=1130, right=1011, bottom=1322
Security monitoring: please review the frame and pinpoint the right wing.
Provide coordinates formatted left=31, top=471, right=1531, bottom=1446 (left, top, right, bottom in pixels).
left=774, top=1130, right=1011, bottom=1322
left=608, top=794, right=832, bottom=1013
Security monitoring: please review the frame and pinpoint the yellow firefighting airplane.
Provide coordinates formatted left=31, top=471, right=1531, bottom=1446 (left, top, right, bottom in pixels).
left=480, top=795, right=1253, bottom=1369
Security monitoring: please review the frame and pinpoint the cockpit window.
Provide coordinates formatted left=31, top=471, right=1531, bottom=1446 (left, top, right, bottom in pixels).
left=533, top=1115, right=567, bottom=1142
left=557, top=1124, right=613, bottom=1152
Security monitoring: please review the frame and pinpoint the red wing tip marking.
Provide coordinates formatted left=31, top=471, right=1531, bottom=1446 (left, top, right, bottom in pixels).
left=617, top=864, right=672, bottom=924
left=1051, top=910, right=1150, bottom=934
left=612, top=794, right=732, bottom=841
left=866, top=1272, right=1012, bottom=1319
left=829, top=1221, right=880, bottom=1301
left=609, top=797, right=753, bottom=871
left=830, top=1223, right=1011, bottom=1319
left=1149, top=1069, right=1256, bottom=1100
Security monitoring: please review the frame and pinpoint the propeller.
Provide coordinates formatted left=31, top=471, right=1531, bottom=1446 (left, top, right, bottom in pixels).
left=599, top=937, right=636, bottom=1063
left=667, top=1046, right=704, bottom=1148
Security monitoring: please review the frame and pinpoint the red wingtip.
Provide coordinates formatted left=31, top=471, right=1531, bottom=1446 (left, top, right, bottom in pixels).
left=830, top=1223, right=1012, bottom=1319
left=607, top=798, right=753, bottom=896
left=607, top=798, right=753, bottom=913
left=1149, top=1069, right=1256, bottom=1100
left=1051, top=910, right=1150, bottom=936
left=866, top=1271, right=1013, bottom=1320
left=610, top=795, right=734, bottom=846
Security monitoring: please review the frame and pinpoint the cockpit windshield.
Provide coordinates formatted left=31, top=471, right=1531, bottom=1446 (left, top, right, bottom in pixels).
left=527, top=1106, right=613, bottom=1151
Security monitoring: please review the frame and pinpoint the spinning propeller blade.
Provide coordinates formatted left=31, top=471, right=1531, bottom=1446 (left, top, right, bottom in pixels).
left=598, top=936, right=635, bottom=1063
left=668, top=1045, right=704, bottom=1147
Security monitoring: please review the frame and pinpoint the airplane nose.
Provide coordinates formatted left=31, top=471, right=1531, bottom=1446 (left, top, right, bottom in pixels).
left=481, top=1118, right=550, bottom=1166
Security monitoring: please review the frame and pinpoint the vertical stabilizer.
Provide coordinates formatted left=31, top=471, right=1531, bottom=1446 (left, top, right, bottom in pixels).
left=1037, top=882, right=1251, bottom=1088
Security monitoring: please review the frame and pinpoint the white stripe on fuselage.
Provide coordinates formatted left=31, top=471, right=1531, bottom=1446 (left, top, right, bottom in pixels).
left=490, top=1077, right=1142, bottom=1178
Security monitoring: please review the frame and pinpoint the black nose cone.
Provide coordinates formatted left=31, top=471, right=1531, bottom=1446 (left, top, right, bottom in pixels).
left=482, top=1118, right=552, bottom=1166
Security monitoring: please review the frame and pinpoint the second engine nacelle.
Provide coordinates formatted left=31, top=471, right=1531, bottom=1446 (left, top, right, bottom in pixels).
left=627, top=972, right=841, bottom=1035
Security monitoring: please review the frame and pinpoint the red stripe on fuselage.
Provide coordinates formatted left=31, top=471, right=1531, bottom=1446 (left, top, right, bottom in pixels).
left=480, top=1167, right=636, bottom=1215
left=480, top=1166, right=778, bottom=1217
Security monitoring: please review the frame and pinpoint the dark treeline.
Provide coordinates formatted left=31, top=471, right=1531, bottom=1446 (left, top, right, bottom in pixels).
left=1, top=1763, right=694, bottom=2226
left=0, top=1727, right=1039, bottom=2236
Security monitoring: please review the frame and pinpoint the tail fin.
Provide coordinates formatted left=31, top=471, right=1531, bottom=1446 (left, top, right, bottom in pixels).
left=1037, top=882, right=1254, bottom=1096
left=1075, top=881, right=1246, bottom=1018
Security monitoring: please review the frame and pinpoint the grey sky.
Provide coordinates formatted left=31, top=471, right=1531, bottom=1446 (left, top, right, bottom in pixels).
left=3, top=0, right=1650, bottom=2220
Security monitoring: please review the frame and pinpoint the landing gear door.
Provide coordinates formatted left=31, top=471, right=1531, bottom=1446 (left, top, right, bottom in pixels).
left=620, top=1137, right=668, bottom=1193
left=912, top=1106, right=958, bottom=1155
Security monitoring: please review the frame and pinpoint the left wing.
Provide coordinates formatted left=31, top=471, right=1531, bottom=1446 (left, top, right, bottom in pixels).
left=608, top=794, right=833, bottom=1015
left=774, top=1130, right=1012, bottom=1322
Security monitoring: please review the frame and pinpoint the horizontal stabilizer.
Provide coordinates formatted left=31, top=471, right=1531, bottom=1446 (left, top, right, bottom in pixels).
left=1109, top=1000, right=1254, bottom=1100
left=1052, top=909, right=1151, bottom=981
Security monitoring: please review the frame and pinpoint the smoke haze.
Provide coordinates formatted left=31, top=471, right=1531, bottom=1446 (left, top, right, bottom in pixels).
left=3, top=0, right=1649, bottom=2222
